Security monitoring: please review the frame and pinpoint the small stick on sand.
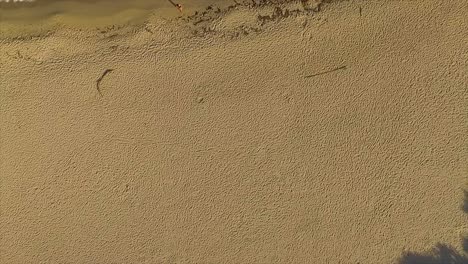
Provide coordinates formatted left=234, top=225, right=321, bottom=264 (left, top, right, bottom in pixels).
left=96, top=69, right=113, bottom=96
left=167, top=0, right=183, bottom=12
left=305, top=66, right=347, bottom=78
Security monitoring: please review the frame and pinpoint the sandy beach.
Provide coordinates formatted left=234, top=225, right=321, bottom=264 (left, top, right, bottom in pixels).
left=1, top=0, right=467, bottom=263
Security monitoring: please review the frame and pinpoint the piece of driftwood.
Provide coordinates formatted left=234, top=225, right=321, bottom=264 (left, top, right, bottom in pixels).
left=305, top=66, right=347, bottom=78
left=96, top=69, right=113, bottom=96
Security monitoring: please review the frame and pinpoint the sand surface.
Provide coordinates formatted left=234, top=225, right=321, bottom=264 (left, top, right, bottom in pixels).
left=1, top=0, right=467, bottom=263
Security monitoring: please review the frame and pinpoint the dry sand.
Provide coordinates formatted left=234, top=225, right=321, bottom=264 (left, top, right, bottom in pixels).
left=1, top=0, right=467, bottom=263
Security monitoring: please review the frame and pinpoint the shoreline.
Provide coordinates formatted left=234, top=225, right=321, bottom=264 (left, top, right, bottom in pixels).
left=0, top=0, right=312, bottom=40
left=0, top=0, right=323, bottom=47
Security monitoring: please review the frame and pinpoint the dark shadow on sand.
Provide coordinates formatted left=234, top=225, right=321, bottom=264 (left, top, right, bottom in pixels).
left=397, top=190, right=468, bottom=264
left=398, top=243, right=468, bottom=264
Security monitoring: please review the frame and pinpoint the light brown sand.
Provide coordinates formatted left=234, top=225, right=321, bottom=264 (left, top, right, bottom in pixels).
left=1, top=0, right=467, bottom=263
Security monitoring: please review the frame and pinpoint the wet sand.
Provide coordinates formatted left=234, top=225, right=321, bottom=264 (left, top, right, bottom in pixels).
left=0, top=0, right=235, bottom=37
left=1, top=0, right=467, bottom=263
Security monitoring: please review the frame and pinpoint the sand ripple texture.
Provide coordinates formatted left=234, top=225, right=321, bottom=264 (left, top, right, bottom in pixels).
left=1, top=0, right=467, bottom=263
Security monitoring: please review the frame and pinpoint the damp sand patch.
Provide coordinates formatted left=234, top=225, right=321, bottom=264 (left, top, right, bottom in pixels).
left=0, top=0, right=237, bottom=39
left=0, top=0, right=323, bottom=40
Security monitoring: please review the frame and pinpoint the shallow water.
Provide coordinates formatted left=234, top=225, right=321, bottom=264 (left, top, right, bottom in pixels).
left=0, top=0, right=230, bottom=22
left=0, top=0, right=233, bottom=38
